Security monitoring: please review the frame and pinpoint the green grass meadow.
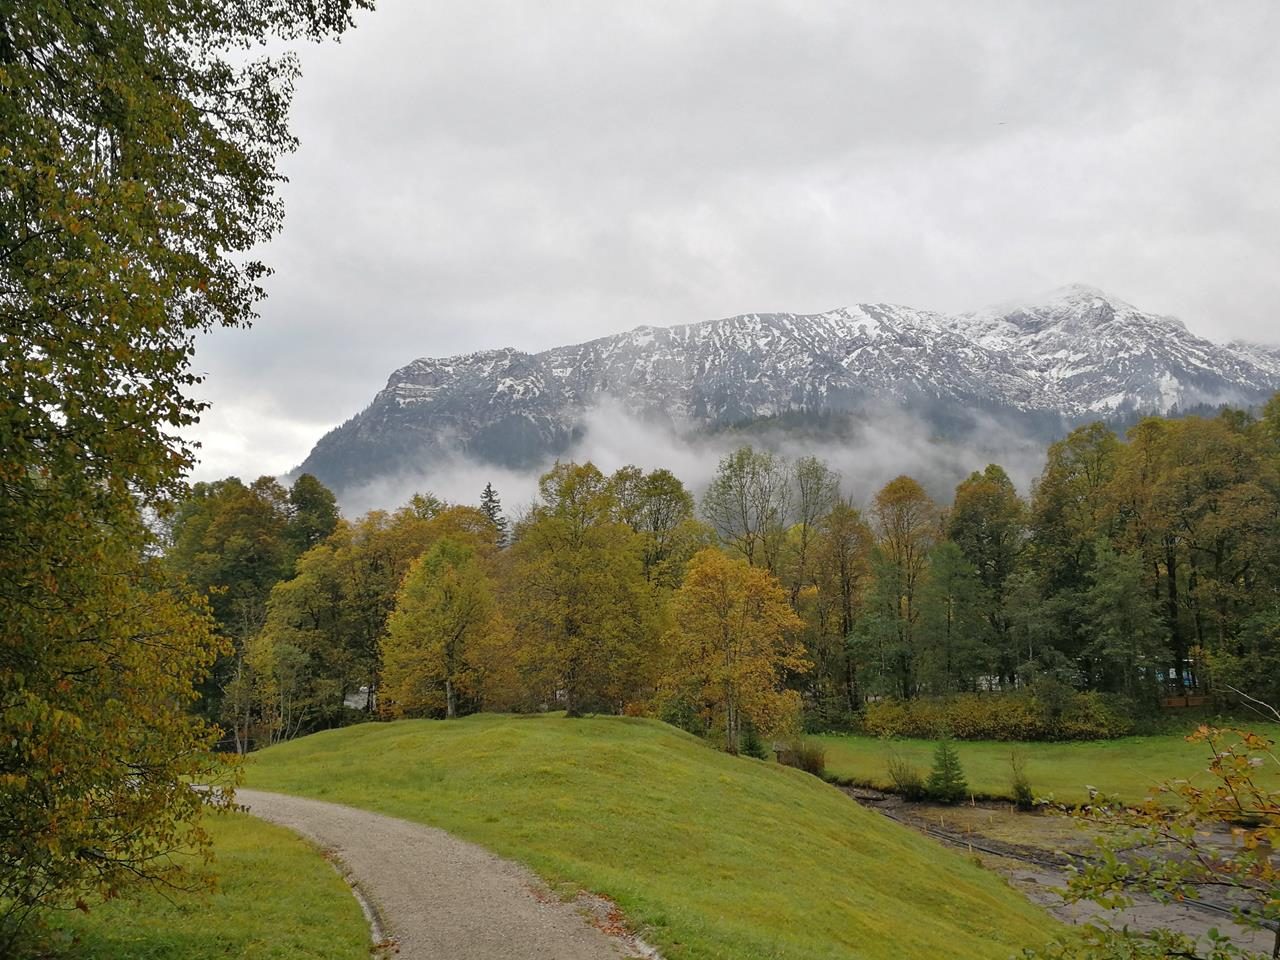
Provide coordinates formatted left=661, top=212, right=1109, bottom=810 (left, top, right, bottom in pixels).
left=246, top=713, right=1054, bottom=960
left=819, top=722, right=1280, bottom=805
left=41, top=813, right=370, bottom=960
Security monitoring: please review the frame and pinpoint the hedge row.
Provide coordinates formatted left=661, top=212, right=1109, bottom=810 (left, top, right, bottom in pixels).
left=860, top=691, right=1134, bottom=741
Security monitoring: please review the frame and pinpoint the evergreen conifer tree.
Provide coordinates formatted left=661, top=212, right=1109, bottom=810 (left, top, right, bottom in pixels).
left=926, top=739, right=969, bottom=804
left=480, top=482, right=509, bottom=543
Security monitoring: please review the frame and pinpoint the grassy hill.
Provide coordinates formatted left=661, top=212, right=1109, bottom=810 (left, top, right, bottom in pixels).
left=247, top=714, right=1053, bottom=960
left=819, top=723, right=1280, bottom=805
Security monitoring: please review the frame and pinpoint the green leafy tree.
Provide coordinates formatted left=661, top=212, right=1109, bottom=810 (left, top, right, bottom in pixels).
left=1025, top=422, right=1121, bottom=670
left=1, top=0, right=369, bottom=943
left=1082, top=539, right=1168, bottom=700
left=866, top=475, right=938, bottom=698
left=288, top=473, right=341, bottom=553
left=1260, top=392, right=1280, bottom=455
left=917, top=541, right=988, bottom=694
left=164, top=474, right=301, bottom=741
left=1210, top=604, right=1280, bottom=709
left=610, top=465, right=702, bottom=587
left=510, top=463, right=656, bottom=715
left=948, top=464, right=1026, bottom=680
left=166, top=476, right=295, bottom=638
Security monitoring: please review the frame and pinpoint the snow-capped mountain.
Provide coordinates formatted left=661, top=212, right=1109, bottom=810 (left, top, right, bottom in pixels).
left=945, top=285, right=1276, bottom=415
left=297, top=286, right=1280, bottom=492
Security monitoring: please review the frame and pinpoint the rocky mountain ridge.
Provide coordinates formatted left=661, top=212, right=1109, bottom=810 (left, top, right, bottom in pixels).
left=298, top=285, right=1280, bottom=493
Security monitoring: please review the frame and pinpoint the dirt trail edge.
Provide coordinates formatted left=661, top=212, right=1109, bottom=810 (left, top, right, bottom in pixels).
left=236, top=789, right=657, bottom=960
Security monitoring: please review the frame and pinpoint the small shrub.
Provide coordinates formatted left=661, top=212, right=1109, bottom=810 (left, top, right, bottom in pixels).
left=926, top=739, right=969, bottom=804
left=1053, top=691, right=1133, bottom=740
left=1009, top=748, right=1034, bottom=810
left=886, top=749, right=926, bottom=800
left=776, top=738, right=826, bottom=777
left=861, top=698, right=911, bottom=738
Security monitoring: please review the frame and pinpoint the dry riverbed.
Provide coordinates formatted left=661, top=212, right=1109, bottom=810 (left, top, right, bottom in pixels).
left=845, top=787, right=1274, bottom=954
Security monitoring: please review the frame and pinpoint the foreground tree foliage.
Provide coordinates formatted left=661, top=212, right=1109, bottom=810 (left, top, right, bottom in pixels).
left=1, top=0, right=368, bottom=946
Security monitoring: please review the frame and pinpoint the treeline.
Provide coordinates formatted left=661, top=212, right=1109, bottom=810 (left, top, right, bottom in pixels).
left=166, top=397, right=1280, bottom=751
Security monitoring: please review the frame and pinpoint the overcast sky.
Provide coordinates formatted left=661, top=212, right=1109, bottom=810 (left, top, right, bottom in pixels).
left=188, top=0, right=1280, bottom=482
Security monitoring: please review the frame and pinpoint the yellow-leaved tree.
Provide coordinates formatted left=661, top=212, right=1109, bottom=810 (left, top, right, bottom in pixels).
left=661, top=548, right=809, bottom=753
left=381, top=537, right=507, bottom=719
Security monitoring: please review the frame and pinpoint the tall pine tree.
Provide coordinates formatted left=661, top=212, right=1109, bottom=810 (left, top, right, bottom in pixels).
left=480, top=482, right=509, bottom=544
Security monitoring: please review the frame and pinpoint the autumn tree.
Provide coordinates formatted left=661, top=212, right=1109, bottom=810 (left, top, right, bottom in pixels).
left=510, top=463, right=656, bottom=715
left=253, top=502, right=493, bottom=735
left=381, top=538, right=500, bottom=719
left=661, top=549, right=808, bottom=753
left=0, top=0, right=367, bottom=946
left=816, top=501, right=875, bottom=643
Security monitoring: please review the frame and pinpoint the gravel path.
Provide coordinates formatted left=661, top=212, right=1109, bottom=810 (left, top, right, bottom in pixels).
left=236, top=789, right=646, bottom=960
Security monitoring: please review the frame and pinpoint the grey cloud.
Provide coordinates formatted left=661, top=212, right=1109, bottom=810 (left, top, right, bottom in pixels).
left=188, top=0, right=1280, bottom=482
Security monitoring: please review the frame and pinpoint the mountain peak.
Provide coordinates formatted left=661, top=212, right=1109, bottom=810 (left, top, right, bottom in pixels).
left=1045, top=282, right=1126, bottom=303
left=978, top=283, right=1139, bottom=321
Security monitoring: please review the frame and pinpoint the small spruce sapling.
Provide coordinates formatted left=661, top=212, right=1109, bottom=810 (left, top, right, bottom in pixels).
left=740, top=721, right=768, bottom=760
left=926, top=739, right=969, bottom=804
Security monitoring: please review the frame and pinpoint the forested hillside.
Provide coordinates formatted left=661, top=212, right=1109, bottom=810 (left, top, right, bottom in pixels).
left=167, top=396, right=1280, bottom=751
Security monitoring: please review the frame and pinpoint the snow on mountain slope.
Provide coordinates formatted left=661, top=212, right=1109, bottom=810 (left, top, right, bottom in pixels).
left=1227, top=339, right=1280, bottom=379
left=296, top=287, right=1280, bottom=493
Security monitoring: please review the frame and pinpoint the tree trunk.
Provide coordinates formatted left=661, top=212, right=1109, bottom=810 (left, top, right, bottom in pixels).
left=445, top=678, right=456, bottom=719
left=1164, top=541, right=1183, bottom=688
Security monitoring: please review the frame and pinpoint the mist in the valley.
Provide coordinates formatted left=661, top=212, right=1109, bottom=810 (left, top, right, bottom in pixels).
left=337, top=399, right=1052, bottom=520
